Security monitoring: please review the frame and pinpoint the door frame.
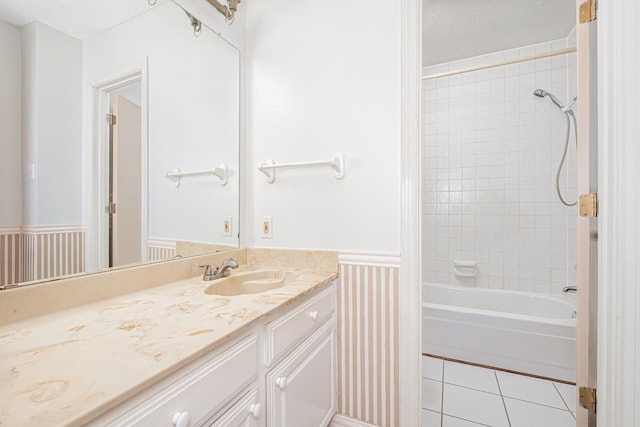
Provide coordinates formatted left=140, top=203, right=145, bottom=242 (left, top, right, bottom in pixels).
left=399, top=0, right=422, bottom=425
left=575, top=1, right=598, bottom=424
left=87, top=61, right=149, bottom=271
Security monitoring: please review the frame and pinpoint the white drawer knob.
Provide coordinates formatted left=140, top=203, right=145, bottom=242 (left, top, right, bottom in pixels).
left=249, top=402, right=262, bottom=418
left=172, top=411, right=191, bottom=427
left=308, top=310, right=319, bottom=321
left=275, top=376, right=288, bottom=390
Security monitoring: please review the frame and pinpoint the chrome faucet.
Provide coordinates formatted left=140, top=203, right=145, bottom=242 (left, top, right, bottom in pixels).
left=212, top=258, right=239, bottom=279
left=200, top=258, right=239, bottom=281
left=562, top=285, right=577, bottom=293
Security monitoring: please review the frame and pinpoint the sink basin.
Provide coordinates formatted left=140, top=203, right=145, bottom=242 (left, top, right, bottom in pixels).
left=204, top=270, right=295, bottom=296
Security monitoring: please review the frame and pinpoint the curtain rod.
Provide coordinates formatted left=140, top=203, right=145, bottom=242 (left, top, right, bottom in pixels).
left=422, top=47, right=577, bottom=80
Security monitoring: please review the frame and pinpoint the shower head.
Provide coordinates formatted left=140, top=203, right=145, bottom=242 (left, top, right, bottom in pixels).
left=533, top=89, right=565, bottom=110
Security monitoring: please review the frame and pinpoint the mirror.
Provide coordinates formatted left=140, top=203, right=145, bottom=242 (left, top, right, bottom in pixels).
left=0, top=0, right=240, bottom=288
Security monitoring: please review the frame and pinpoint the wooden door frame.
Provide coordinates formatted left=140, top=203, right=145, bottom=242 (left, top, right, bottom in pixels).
left=575, top=0, right=598, bottom=424
left=87, top=61, right=149, bottom=271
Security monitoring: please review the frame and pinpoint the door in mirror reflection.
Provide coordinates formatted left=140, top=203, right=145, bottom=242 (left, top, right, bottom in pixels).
left=110, top=91, right=143, bottom=268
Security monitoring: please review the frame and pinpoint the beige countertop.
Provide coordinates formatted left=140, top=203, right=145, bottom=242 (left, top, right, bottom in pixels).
left=0, top=249, right=337, bottom=426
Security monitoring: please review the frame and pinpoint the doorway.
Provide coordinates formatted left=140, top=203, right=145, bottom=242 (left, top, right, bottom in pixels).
left=89, top=65, right=148, bottom=271
left=415, top=1, right=598, bottom=426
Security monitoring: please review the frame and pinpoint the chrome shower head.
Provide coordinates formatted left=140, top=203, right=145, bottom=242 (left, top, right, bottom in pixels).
left=533, top=89, right=546, bottom=98
left=533, top=88, right=565, bottom=110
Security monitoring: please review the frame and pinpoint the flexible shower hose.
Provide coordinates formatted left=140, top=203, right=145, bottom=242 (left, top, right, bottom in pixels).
left=556, top=112, right=578, bottom=207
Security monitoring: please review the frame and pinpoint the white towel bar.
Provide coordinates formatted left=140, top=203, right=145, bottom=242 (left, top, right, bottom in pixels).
left=258, top=153, right=344, bottom=184
left=165, top=164, right=228, bottom=187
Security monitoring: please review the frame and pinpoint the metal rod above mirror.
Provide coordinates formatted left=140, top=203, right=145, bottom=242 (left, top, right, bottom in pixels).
left=206, top=0, right=241, bottom=23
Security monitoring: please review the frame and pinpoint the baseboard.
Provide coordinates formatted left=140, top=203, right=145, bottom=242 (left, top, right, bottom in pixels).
left=330, top=414, right=379, bottom=427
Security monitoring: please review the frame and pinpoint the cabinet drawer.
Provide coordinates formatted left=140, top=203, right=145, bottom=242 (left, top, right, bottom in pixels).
left=207, top=387, right=259, bottom=427
left=106, top=334, right=257, bottom=427
left=265, top=283, right=335, bottom=366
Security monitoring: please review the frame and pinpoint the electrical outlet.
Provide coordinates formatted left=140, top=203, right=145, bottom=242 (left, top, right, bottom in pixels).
left=223, top=216, right=232, bottom=237
left=262, top=216, right=273, bottom=239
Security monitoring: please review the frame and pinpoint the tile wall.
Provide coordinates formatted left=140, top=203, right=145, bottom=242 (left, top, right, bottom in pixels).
left=422, top=31, right=578, bottom=294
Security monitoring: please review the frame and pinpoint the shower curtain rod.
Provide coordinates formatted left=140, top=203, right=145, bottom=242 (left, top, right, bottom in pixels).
left=422, top=47, right=576, bottom=80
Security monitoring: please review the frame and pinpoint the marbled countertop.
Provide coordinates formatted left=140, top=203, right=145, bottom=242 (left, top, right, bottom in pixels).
left=0, top=261, right=337, bottom=426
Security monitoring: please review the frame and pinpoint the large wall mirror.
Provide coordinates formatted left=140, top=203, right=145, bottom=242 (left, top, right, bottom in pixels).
left=0, top=0, right=240, bottom=289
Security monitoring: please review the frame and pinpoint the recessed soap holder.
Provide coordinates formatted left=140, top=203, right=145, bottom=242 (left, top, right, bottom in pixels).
left=453, top=260, right=477, bottom=278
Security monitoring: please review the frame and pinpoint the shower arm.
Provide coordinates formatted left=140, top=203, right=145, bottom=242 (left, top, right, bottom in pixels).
left=206, top=0, right=241, bottom=22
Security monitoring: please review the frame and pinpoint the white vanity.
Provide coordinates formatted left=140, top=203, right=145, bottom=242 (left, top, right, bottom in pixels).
left=0, top=249, right=337, bottom=427
left=91, top=284, right=337, bottom=427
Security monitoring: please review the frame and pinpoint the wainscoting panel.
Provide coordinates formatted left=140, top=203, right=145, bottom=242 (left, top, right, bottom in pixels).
left=147, top=239, right=177, bottom=261
left=20, top=226, right=85, bottom=283
left=0, top=228, right=21, bottom=288
left=337, top=253, right=401, bottom=427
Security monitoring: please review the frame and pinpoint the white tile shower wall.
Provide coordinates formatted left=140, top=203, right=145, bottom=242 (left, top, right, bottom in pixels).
left=422, top=35, right=578, bottom=294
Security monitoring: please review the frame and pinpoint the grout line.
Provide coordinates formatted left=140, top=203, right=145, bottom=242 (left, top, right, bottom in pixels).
left=441, top=414, right=492, bottom=427
left=444, top=382, right=502, bottom=397
left=553, top=382, right=576, bottom=415
left=503, top=395, right=575, bottom=412
left=423, top=352, right=576, bottom=385
left=440, top=359, right=444, bottom=426
left=495, top=370, right=512, bottom=427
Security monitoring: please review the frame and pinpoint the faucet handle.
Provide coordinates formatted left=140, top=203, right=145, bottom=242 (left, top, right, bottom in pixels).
left=199, top=264, right=214, bottom=280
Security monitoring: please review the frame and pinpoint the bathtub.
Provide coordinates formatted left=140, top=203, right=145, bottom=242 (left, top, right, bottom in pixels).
left=422, top=283, right=577, bottom=382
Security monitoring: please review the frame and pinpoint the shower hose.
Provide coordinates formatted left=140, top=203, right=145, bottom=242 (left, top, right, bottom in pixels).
left=556, top=112, right=578, bottom=207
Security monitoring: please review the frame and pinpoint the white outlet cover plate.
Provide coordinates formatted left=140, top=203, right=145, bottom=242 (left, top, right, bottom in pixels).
left=262, top=216, right=272, bottom=239
left=223, top=216, right=232, bottom=237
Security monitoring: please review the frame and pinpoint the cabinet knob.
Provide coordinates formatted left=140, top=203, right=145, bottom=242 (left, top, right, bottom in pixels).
left=308, top=310, right=319, bottom=321
left=249, top=402, right=262, bottom=418
left=172, top=411, right=191, bottom=427
left=275, top=376, right=288, bottom=390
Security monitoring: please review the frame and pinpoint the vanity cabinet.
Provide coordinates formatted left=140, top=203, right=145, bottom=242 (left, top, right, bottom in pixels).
left=90, top=281, right=336, bottom=427
left=266, top=320, right=336, bottom=427
left=264, top=284, right=337, bottom=427
left=90, top=334, right=258, bottom=427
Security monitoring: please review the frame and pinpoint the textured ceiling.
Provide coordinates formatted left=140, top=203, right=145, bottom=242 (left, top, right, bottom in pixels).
left=1, top=0, right=575, bottom=65
left=0, top=0, right=169, bottom=39
left=423, top=0, right=576, bottom=66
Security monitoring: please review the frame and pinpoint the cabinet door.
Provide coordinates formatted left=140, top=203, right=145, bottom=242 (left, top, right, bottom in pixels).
left=207, top=387, right=260, bottom=427
left=267, top=319, right=336, bottom=427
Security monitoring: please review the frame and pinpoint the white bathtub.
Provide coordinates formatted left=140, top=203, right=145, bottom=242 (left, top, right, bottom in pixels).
left=422, top=282, right=577, bottom=382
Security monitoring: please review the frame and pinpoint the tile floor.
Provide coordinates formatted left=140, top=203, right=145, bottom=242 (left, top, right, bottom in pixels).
left=422, top=355, right=576, bottom=427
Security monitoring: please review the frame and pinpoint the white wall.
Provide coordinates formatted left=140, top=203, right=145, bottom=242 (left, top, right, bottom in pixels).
left=83, top=1, right=241, bottom=246
left=244, top=0, right=402, bottom=252
left=422, top=35, right=578, bottom=294
left=21, top=22, right=83, bottom=226
left=0, top=20, right=22, bottom=227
